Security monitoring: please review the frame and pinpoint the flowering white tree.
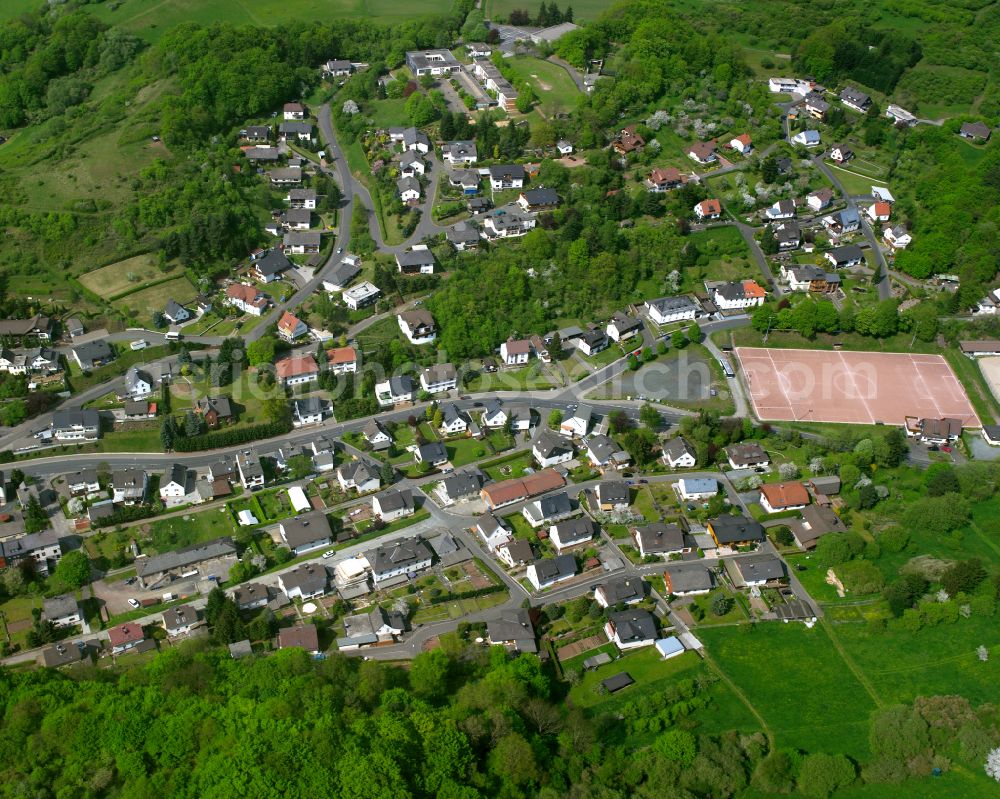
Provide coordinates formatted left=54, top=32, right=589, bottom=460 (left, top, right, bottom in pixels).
left=986, top=747, right=1000, bottom=781
left=342, top=100, right=359, bottom=115
left=809, top=457, right=824, bottom=475
left=978, top=645, right=989, bottom=662
left=778, top=462, right=799, bottom=480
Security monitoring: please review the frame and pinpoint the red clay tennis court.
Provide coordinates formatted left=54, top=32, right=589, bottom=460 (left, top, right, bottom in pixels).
left=735, top=347, right=980, bottom=427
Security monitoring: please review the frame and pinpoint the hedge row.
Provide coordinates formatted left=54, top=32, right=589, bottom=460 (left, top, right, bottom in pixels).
left=173, top=420, right=292, bottom=452
left=428, top=584, right=505, bottom=605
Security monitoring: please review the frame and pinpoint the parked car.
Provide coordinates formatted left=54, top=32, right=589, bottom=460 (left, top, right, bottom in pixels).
left=127, top=598, right=140, bottom=609
left=130, top=339, right=147, bottom=351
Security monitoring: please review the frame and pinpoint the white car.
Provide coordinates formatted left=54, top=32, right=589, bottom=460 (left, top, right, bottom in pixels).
left=129, top=339, right=147, bottom=351
left=127, top=598, right=140, bottom=609
left=322, top=549, right=336, bottom=559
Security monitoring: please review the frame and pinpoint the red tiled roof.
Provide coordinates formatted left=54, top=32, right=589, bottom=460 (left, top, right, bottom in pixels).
left=698, top=199, right=722, bottom=215
left=108, top=624, right=144, bottom=647
left=277, top=311, right=303, bottom=334
left=275, top=355, right=318, bottom=379
left=742, top=280, right=766, bottom=299
left=760, top=482, right=810, bottom=509
left=326, top=346, right=357, bottom=365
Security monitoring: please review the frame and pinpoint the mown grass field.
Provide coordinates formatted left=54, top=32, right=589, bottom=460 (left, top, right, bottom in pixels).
left=111, top=275, right=198, bottom=315
left=504, top=57, right=581, bottom=117
left=79, top=254, right=183, bottom=300
left=485, top=0, right=611, bottom=22
left=85, top=0, right=450, bottom=41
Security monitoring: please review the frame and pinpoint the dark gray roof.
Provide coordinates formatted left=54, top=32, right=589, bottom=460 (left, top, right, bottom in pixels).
left=293, top=396, right=324, bottom=416
left=520, top=187, right=559, bottom=206
left=443, top=470, right=483, bottom=499
left=602, top=672, right=634, bottom=692
left=365, top=537, right=433, bottom=574
left=42, top=593, right=79, bottom=620
left=327, top=260, right=360, bottom=287
left=163, top=463, right=190, bottom=489
left=662, top=437, right=695, bottom=462
left=446, top=221, right=481, bottom=244
left=279, top=563, right=328, bottom=594
left=665, top=562, right=714, bottom=593
left=72, top=340, right=113, bottom=368
left=597, top=576, right=644, bottom=605
left=396, top=249, right=436, bottom=267
left=827, top=244, right=864, bottom=264
left=489, top=164, right=525, bottom=180
left=597, top=480, right=629, bottom=505
left=533, top=429, right=573, bottom=459
left=531, top=554, right=577, bottom=582
left=709, top=514, right=765, bottom=544
left=164, top=299, right=187, bottom=319
left=280, top=512, right=330, bottom=549
left=279, top=121, right=313, bottom=135
left=197, top=396, right=233, bottom=418
left=254, top=249, right=293, bottom=277
left=552, top=516, right=596, bottom=545
left=416, top=441, right=448, bottom=464
left=735, top=554, right=785, bottom=582
left=340, top=459, right=376, bottom=484
left=374, top=487, right=414, bottom=514
left=633, top=522, right=685, bottom=553
left=534, top=491, right=572, bottom=517
left=487, top=608, right=535, bottom=647
left=607, top=609, right=657, bottom=643
left=726, top=441, right=769, bottom=465
left=162, top=604, right=198, bottom=630
left=135, top=538, right=236, bottom=577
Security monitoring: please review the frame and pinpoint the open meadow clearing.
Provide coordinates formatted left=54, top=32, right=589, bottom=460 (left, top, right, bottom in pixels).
left=79, top=255, right=184, bottom=300
left=111, top=275, right=198, bottom=315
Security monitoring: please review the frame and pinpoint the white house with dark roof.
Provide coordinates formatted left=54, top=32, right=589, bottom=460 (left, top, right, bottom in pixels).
left=372, top=488, right=415, bottom=522
left=526, top=554, right=577, bottom=590
left=632, top=522, right=688, bottom=558
left=532, top=430, right=574, bottom=468
left=645, top=296, right=699, bottom=325
left=662, top=437, right=696, bottom=468
left=560, top=404, right=592, bottom=438
left=604, top=609, right=657, bottom=649
left=550, top=517, right=596, bottom=552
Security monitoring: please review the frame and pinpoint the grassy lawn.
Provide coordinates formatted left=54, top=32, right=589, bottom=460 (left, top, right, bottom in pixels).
left=410, top=590, right=509, bottom=625
left=698, top=623, right=879, bottom=759
left=144, top=506, right=238, bottom=554
left=827, top=164, right=879, bottom=196
left=482, top=451, right=534, bottom=482
left=78, top=255, right=185, bottom=300
left=93, top=426, right=162, bottom=453
left=69, top=344, right=173, bottom=392
left=485, top=0, right=608, bottom=20
left=502, top=511, right=538, bottom=541
left=0, top=594, right=41, bottom=650
left=504, top=56, right=581, bottom=117
left=367, top=98, right=410, bottom=129
left=688, top=587, right=748, bottom=625
left=445, top=436, right=491, bottom=467
left=111, top=275, right=198, bottom=317
left=357, top=507, right=431, bottom=535
left=465, top=362, right=558, bottom=392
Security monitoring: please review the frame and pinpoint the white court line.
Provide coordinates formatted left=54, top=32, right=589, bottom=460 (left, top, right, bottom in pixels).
left=838, top=350, right=875, bottom=424
left=908, top=353, right=944, bottom=420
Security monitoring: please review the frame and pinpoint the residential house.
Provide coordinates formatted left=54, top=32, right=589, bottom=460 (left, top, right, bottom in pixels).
left=420, top=363, right=457, bottom=394
left=397, top=176, right=421, bottom=203
left=707, top=514, right=766, bottom=548
left=442, top=140, right=477, bottom=165
left=42, top=594, right=82, bottom=628
left=694, top=198, right=722, bottom=220
left=765, top=199, right=796, bottom=220
left=0, top=531, right=63, bottom=575
left=405, top=49, right=461, bottom=76
left=508, top=404, right=534, bottom=432
left=686, top=140, right=717, bottom=164
left=363, top=419, right=392, bottom=451
left=0, top=314, right=53, bottom=341
left=632, top=522, right=687, bottom=558
left=72, top=339, right=114, bottom=371
left=279, top=512, right=331, bottom=555
left=805, top=96, right=829, bottom=119
left=322, top=258, right=361, bottom=292
left=276, top=311, right=308, bottom=343
left=604, top=609, right=657, bottom=649
left=793, top=129, right=821, bottom=147
left=522, top=491, right=575, bottom=527
left=67, top=469, right=100, bottom=497
left=595, top=480, right=629, bottom=512
left=111, top=468, right=147, bottom=505
left=278, top=624, right=321, bottom=655
left=446, top=221, right=481, bottom=251
left=342, top=281, right=381, bottom=310
left=865, top=201, right=892, bottom=223
left=646, top=167, right=686, bottom=192
left=287, top=188, right=317, bottom=209
left=712, top=280, right=766, bottom=310
left=594, top=577, right=644, bottom=608
left=500, top=338, right=531, bottom=365
left=662, top=437, right=696, bottom=468
left=124, top=366, right=153, bottom=400
left=107, top=624, right=145, bottom=654
left=159, top=463, right=192, bottom=502
left=226, top=283, right=268, bottom=315
left=439, top=470, right=483, bottom=504
left=268, top=166, right=302, bottom=186
left=807, top=187, right=834, bottom=211
left=883, top=224, right=912, bottom=250
left=323, top=59, right=354, bottom=76
left=839, top=87, right=871, bottom=113
left=905, top=416, right=962, bottom=445
left=237, top=451, right=265, bottom=490
left=251, top=249, right=293, bottom=282
left=196, top=396, right=233, bottom=428
left=677, top=477, right=718, bottom=501
left=243, top=125, right=271, bottom=142
left=733, top=554, right=785, bottom=587
left=496, top=539, right=534, bottom=568
left=730, top=133, right=753, bottom=155
left=283, top=231, right=321, bottom=254
left=279, top=120, right=313, bottom=141
left=481, top=207, right=536, bottom=239
left=292, top=396, right=325, bottom=427
left=550, top=517, right=596, bottom=552
left=162, top=605, right=198, bottom=637
left=783, top=263, right=826, bottom=292
left=560, top=404, right=592, bottom=438
left=338, top=608, right=404, bottom=650
left=134, top=537, right=238, bottom=589
left=664, top=562, right=714, bottom=596
left=556, top=139, right=573, bottom=155
left=613, top=125, right=645, bottom=155
left=526, top=554, right=577, bottom=590
left=415, top=441, right=448, bottom=467
left=283, top=102, right=305, bottom=120
left=282, top=208, right=312, bottom=230
left=792, top=504, right=848, bottom=549
left=517, top=188, right=559, bottom=212
left=586, top=434, right=631, bottom=470
left=774, top=221, right=801, bottom=251
left=338, top=459, right=380, bottom=494
left=372, top=488, right=415, bottom=521
left=439, top=403, right=468, bottom=436
left=488, top=164, right=525, bottom=190
left=646, top=295, right=700, bottom=325
left=606, top=311, right=643, bottom=342
left=725, top=441, right=770, bottom=470
left=477, top=514, right=512, bottom=552
left=325, top=346, right=358, bottom=375
left=824, top=243, right=865, bottom=268
left=829, top=144, right=853, bottom=163
left=0, top=346, right=58, bottom=375
left=375, top=374, right=415, bottom=406
left=398, top=309, right=436, bottom=344
left=364, top=537, right=433, bottom=585
left=759, top=481, right=810, bottom=514
left=244, top=145, right=279, bottom=163
left=959, top=121, right=991, bottom=142
left=486, top=608, right=536, bottom=653
left=275, top=354, right=319, bottom=387
left=480, top=399, right=508, bottom=429
left=232, top=583, right=270, bottom=611
left=278, top=563, right=328, bottom=600
left=163, top=299, right=190, bottom=324
left=51, top=409, right=100, bottom=441
left=448, top=169, right=480, bottom=195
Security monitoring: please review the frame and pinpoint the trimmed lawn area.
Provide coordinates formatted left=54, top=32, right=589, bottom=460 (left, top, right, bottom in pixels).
left=78, top=255, right=185, bottom=300
left=465, top=362, right=558, bottom=392
left=827, top=163, right=879, bottom=196
left=144, top=506, right=238, bottom=554
left=502, top=511, right=537, bottom=541
left=445, top=436, right=491, bottom=467
left=94, top=426, right=162, bottom=453
left=69, top=344, right=173, bottom=392
left=357, top=507, right=431, bottom=535
left=698, top=623, right=879, bottom=759
left=504, top=56, right=581, bottom=117
left=111, top=275, right=198, bottom=316
left=482, top=451, right=534, bottom=482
